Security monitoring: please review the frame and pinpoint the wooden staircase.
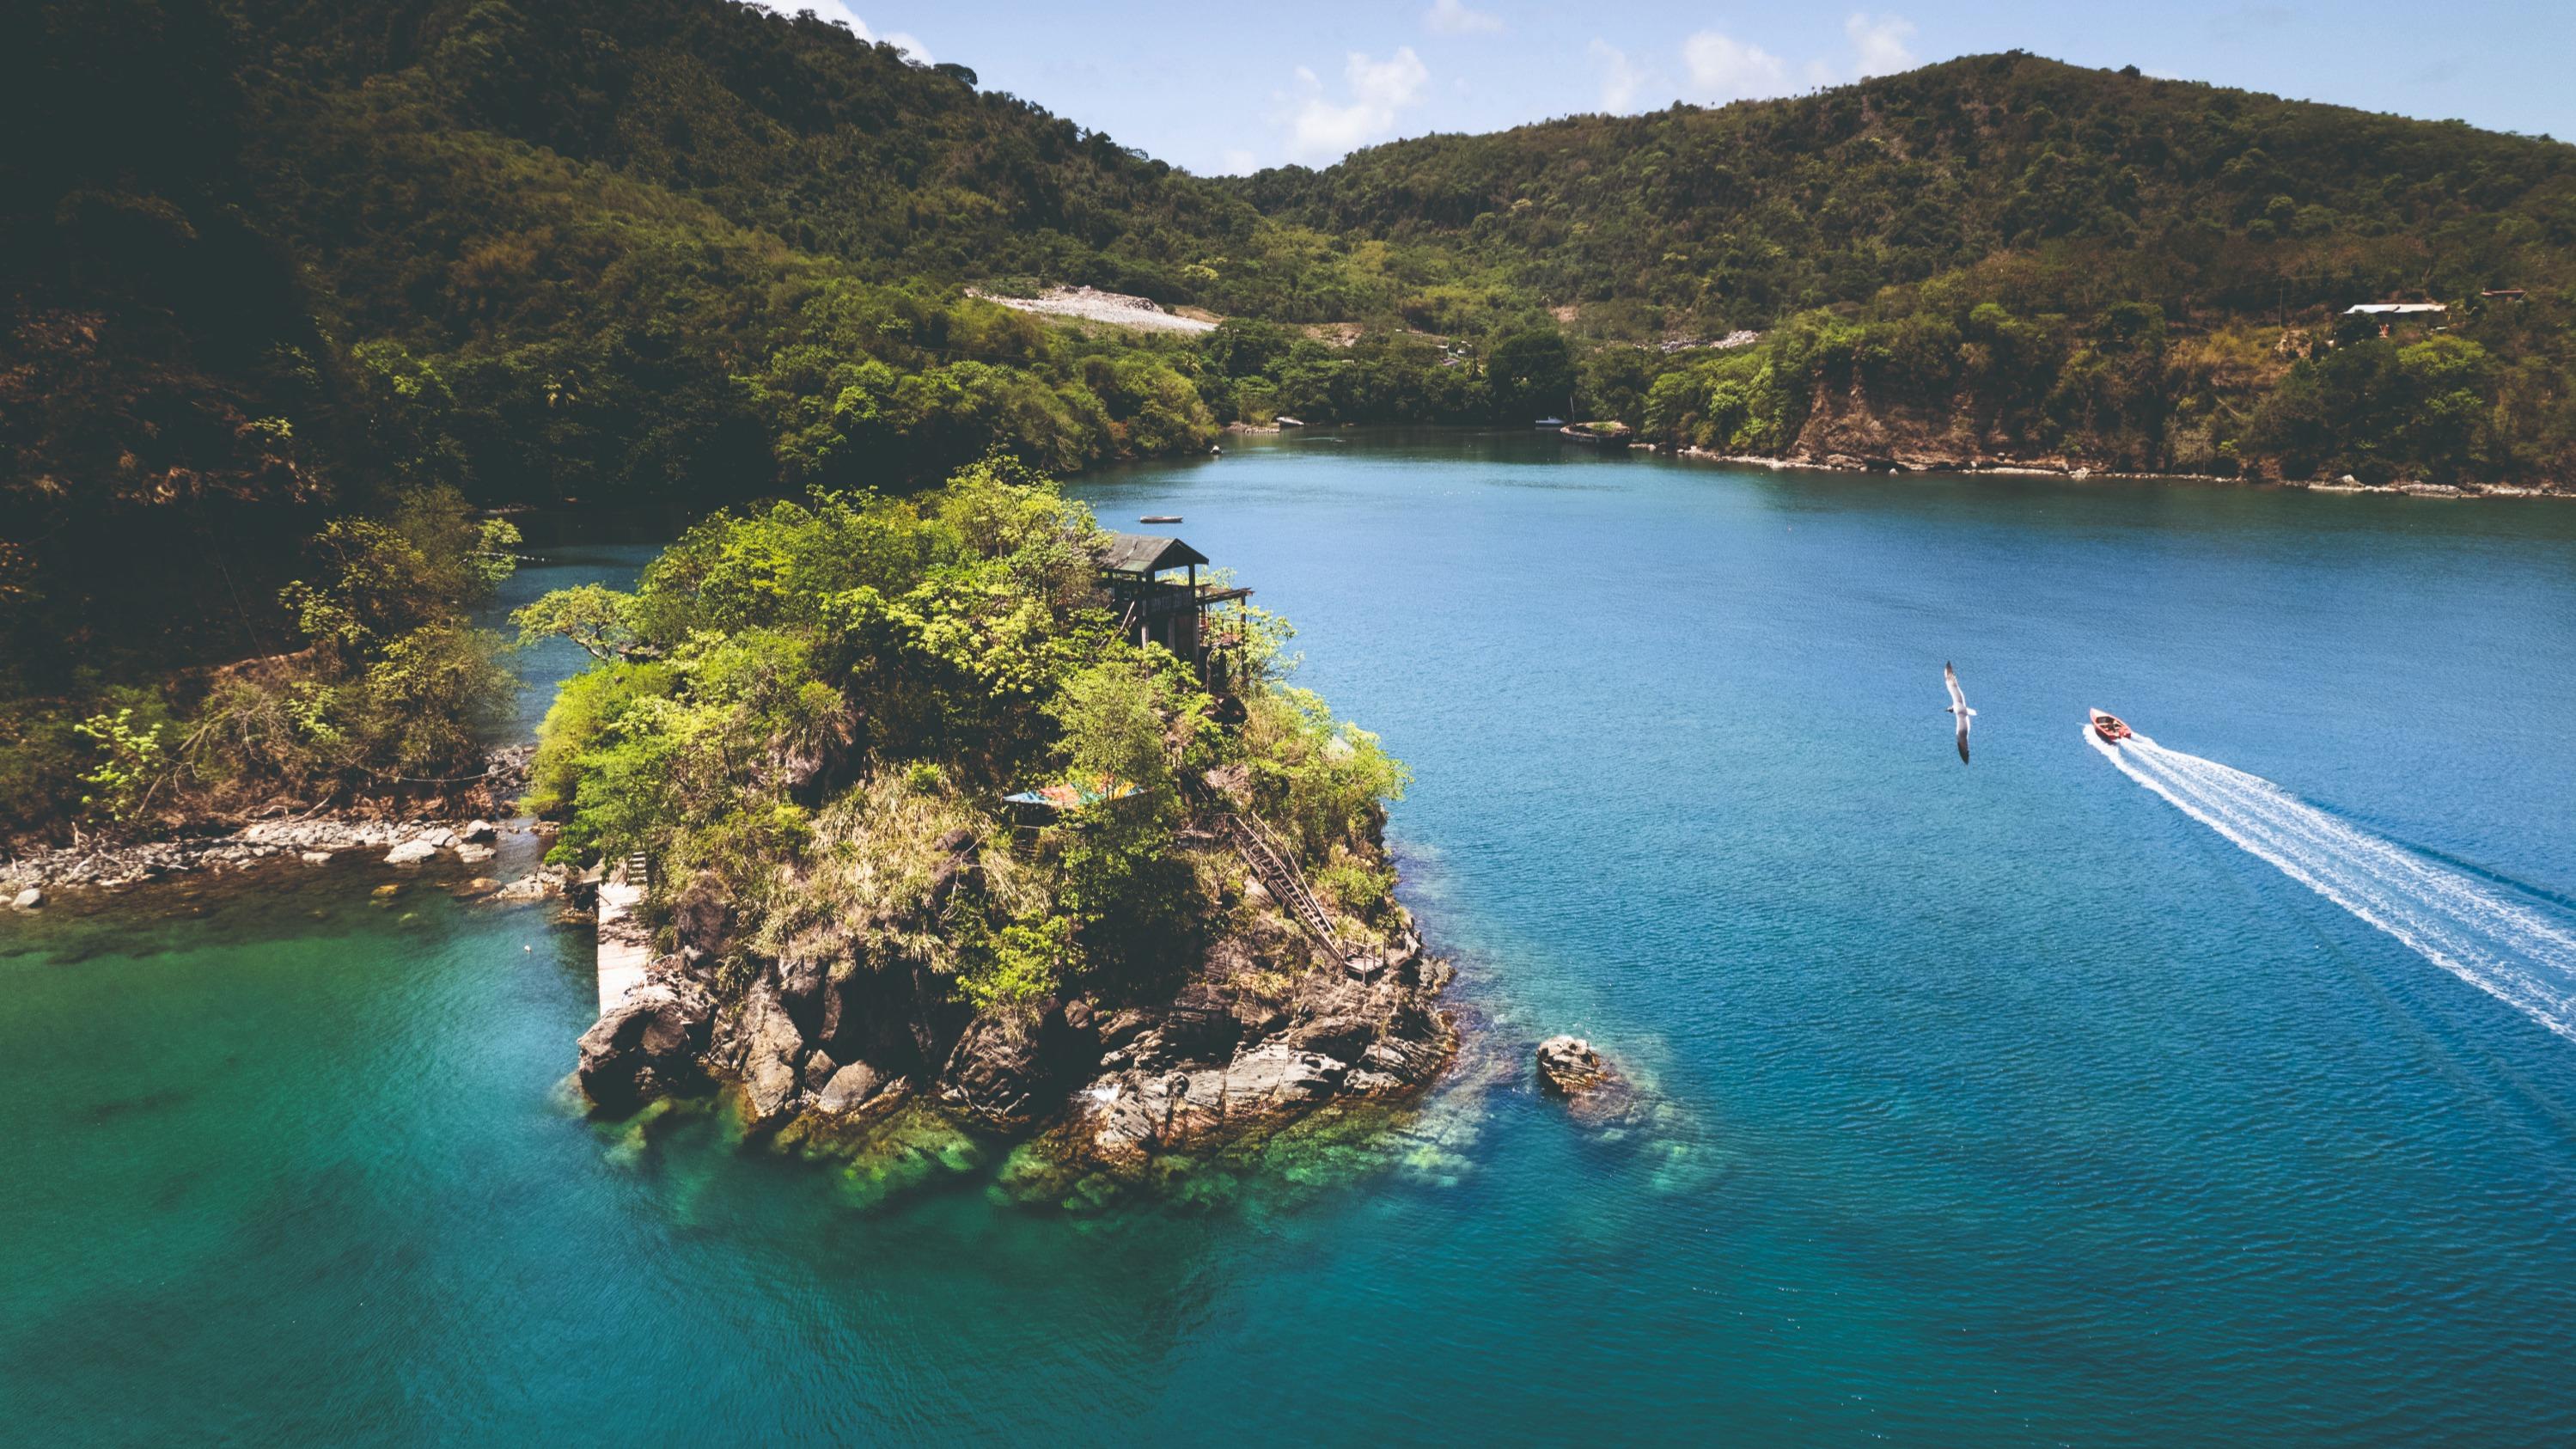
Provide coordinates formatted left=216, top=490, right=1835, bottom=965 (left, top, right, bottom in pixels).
left=1219, top=810, right=1342, bottom=956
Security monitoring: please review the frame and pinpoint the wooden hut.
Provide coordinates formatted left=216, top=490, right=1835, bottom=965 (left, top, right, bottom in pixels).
left=1096, top=532, right=1254, bottom=681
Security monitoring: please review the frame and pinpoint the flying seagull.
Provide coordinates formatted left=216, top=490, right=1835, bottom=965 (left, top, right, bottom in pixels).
left=1944, top=662, right=1976, bottom=764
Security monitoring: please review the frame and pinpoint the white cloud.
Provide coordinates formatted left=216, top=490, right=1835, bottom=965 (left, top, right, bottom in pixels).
left=746, top=3, right=931, bottom=64
left=1845, top=12, right=1917, bottom=76
left=1589, top=40, right=1655, bottom=113
left=1285, top=47, right=1431, bottom=162
left=1425, top=0, right=1505, bottom=35
left=751, top=1, right=867, bottom=36
left=1682, top=29, right=1789, bottom=101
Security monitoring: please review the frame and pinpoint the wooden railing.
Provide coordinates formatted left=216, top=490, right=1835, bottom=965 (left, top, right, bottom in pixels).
left=1218, top=809, right=1343, bottom=956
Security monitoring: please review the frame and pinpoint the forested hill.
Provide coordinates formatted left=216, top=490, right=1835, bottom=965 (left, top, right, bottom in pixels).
left=0, top=0, right=1313, bottom=832
left=232, top=0, right=1288, bottom=304
left=1236, top=52, right=2576, bottom=334
left=2, top=1, right=1294, bottom=681
left=7, top=6, right=2576, bottom=838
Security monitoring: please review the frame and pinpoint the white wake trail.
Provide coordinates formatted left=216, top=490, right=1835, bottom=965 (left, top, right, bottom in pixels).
left=2091, top=729, right=2576, bottom=1044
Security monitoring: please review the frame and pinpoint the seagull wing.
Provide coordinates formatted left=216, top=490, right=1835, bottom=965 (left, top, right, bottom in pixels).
left=1945, top=663, right=1970, bottom=763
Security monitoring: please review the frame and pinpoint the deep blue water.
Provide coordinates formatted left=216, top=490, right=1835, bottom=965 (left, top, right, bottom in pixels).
left=6, top=432, right=2576, bottom=1443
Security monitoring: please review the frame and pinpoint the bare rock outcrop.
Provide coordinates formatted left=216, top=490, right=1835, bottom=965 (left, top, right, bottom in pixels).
left=1535, top=1035, right=1612, bottom=1095
left=577, top=979, right=715, bottom=1111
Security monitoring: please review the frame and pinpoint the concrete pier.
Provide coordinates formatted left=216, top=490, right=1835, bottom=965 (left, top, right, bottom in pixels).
left=595, top=854, right=650, bottom=1015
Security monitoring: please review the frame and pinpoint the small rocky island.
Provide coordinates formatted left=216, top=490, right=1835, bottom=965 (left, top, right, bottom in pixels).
left=541, top=463, right=1456, bottom=1196
left=1535, top=1035, right=1614, bottom=1095
left=1535, top=1033, right=1649, bottom=1130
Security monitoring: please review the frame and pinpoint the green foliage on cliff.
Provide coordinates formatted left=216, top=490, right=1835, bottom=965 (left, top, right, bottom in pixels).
left=1, top=486, right=517, bottom=832
left=1633, top=259, right=2573, bottom=480
left=520, top=461, right=1406, bottom=1013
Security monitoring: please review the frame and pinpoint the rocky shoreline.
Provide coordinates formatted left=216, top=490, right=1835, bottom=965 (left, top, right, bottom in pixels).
left=1670, top=445, right=2569, bottom=498
left=0, top=745, right=565, bottom=902
left=578, top=821, right=1461, bottom=1202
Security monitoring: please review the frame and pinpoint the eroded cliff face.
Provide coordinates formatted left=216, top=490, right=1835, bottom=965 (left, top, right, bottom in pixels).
left=1734, top=372, right=2234, bottom=480
left=576, top=825, right=1456, bottom=1194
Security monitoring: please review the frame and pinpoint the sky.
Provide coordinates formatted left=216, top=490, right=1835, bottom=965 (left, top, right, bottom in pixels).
left=763, top=1, right=2576, bottom=174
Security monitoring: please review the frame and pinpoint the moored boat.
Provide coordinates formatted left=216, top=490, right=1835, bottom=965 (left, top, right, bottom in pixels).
left=2089, top=708, right=2133, bottom=744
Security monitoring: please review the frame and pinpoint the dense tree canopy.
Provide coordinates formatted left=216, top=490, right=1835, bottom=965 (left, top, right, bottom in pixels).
left=520, top=462, right=1408, bottom=1009
left=7, top=3, right=2576, bottom=839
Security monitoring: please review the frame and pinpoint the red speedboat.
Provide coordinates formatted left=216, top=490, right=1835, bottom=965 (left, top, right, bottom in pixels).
left=2089, top=708, right=2133, bottom=744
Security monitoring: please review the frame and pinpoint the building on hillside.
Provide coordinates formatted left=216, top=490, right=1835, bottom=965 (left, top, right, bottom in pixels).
left=2342, top=302, right=2447, bottom=339
left=1095, top=532, right=1254, bottom=683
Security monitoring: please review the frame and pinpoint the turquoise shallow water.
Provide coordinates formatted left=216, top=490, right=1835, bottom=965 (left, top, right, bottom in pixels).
left=8, top=433, right=2576, bottom=1443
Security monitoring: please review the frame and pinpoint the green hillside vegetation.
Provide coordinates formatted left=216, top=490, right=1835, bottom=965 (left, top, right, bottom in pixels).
left=1240, top=52, right=2576, bottom=479
left=1242, top=52, right=2576, bottom=333
left=1, top=0, right=1266, bottom=834
left=7, top=5, right=2576, bottom=840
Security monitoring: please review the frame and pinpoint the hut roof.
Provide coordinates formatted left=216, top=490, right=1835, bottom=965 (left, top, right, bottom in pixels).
left=1097, top=532, right=1208, bottom=575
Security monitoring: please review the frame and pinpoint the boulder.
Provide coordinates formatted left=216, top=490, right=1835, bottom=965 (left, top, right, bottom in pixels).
left=1535, top=1035, right=1612, bottom=1096
left=11, top=886, right=42, bottom=911
left=383, top=839, right=439, bottom=865
left=577, top=983, right=714, bottom=1112
left=1224, top=1038, right=1346, bottom=1106
left=942, top=1002, right=1099, bottom=1127
left=460, top=819, right=498, bottom=844
left=1286, top=1014, right=1376, bottom=1061
left=815, top=1061, right=887, bottom=1115
left=729, top=982, right=809, bottom=1128
left=454, top=842, right=497, bottom=865
left=299, top=851, right=333, bottom=865
left=942, top=1018, right=1054, bottom=1126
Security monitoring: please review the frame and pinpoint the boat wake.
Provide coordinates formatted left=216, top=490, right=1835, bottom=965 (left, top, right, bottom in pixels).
left=2091, top=729, right=2576, bottom=1043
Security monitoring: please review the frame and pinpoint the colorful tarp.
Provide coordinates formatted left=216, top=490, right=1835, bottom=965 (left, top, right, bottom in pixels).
left=1003, top=774, right=1142, bottom=810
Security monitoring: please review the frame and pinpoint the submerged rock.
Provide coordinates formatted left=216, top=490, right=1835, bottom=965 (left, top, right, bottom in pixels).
left=492, top=870, right=559, bottom=902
